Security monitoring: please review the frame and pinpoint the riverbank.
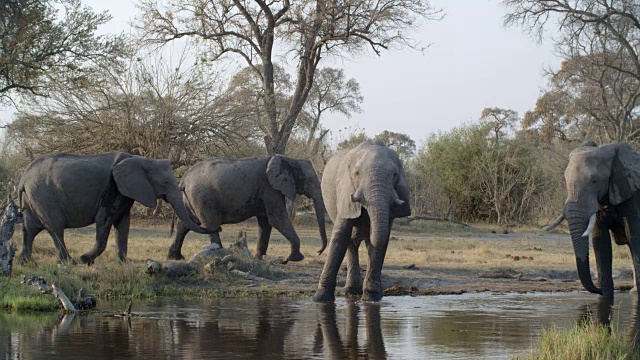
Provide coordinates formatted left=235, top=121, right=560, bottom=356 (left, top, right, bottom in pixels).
left=1, top=218, right=634, bottom=311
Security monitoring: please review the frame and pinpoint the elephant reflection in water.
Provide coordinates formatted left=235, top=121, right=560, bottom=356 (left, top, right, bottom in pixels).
left=313, top=301, right=387, bottom=360
left=580, top=296, right=640, bottom=350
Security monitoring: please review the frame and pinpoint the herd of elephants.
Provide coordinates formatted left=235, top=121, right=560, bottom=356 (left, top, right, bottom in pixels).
left=9, top=139, right=640, bottom=302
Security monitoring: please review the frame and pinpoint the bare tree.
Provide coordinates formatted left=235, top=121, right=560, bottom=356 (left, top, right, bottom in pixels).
left=300, top=67, right=363, bottom=156
left=9, top=46, right=255, bottom=164
left=138, top=0, right=441, bottom=154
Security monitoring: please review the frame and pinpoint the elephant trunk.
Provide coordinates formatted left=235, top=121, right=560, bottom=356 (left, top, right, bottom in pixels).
left=165, top=190, right=215, bottom=234
left=311, top=191, right=328, bottom=254
left=564, top=202, right=602, bottom=295
left=362, top=182, right=392, bottom=302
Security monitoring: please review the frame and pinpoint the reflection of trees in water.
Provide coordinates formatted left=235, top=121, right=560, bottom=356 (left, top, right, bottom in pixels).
left=311, top=301, right=387, bottom=360
left=0, top=298, right=299, bottom=359
left=580, top=296, right=640, bottom=350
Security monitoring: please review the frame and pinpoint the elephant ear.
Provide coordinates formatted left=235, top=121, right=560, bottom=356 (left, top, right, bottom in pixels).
left=392, top=166, right=412, bottom=218
left=266, top=155, right=296, bottom=201
left=336, top=152, right=361, bottom=219
left=609, top=143, right=640, bottom=205
left=112, top=157, right=157, bottom=208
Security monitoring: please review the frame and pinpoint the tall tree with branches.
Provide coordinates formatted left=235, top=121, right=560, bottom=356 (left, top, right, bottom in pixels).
left=504, top=0, right=640, bottom=142
left=0, top=0, right=128, bottom=105
left=138, top=0, right=441, bottom=154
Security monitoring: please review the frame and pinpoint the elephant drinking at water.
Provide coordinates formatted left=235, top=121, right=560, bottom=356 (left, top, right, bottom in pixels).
left=546, top=141, right=640, bottom=299
left=167, top=155, right=328, bottom=263
left=18, top=152, right=214, bottom=264
left=313, top=141, right=411, bottom=302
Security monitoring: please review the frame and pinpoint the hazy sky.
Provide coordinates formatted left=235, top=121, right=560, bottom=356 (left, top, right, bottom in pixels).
left=76, top=0, right=561, bottom=145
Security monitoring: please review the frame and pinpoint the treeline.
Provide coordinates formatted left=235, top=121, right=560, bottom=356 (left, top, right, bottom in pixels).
left=3, top=0, right=640, bottom=225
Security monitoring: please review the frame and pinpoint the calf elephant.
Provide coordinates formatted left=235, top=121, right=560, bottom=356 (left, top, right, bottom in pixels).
left=167, top=155, right=328, bottom=263
left=545, top=141, right=640, bottom=299
left=313, top=141, right=411, bottom=302
left=18, top=152, right=214, bottom=264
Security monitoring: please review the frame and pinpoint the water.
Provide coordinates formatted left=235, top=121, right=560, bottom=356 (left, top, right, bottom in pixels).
left=1, top=292, right=638, bottom=359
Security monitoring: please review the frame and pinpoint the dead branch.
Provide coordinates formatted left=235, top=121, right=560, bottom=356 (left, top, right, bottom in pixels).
left=21, top=276, right=77, bottom=312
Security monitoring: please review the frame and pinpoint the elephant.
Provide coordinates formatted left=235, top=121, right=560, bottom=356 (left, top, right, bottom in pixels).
left=545, top=141, right=640, bottom=299
left=313, top=141, right=411, bottom=302
left=18, top=152, right=214, bottom=264
left=166, top=155, right=329, bottom=262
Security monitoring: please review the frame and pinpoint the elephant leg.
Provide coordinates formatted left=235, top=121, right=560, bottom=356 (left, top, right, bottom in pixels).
left=362, top=222, right=393, bottom=301
left=345, top=224, right=369, bottom=296
left=113, top=212, right=131, bottom=262
left=593, top=220, right=614, bottom=298
left=19, top=209, right=43, bottom=264
left=48, top=229, right=74, bottom=264
left=268, top=209, right=304, bottom=262
left=167, top=219, right=190, bottom=260
left=208, top=229, right=222, bottom=248
left=80, top=217, right=112, bottom=265
left=313, top=218, right=354, bottom=302
left=255, top=216, right=272, bottom=259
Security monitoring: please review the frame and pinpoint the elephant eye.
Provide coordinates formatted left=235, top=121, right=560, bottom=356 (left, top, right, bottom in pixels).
left=355, top=171, right=360, bottom=176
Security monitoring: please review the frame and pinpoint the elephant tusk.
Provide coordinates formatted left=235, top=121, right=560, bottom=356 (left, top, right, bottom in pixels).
left=394, top=198, right=405, bottom=206
left=350, top=188, right=364, bottom=204
left=543, top=213, right=565, bottom=231
left=582, top=213, right=597, bottom=237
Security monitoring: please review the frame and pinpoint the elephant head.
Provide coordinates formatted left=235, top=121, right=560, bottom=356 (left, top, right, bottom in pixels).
left=551, top=142, right=640, bottom=297
left=266, top=155, right=328, bottom=254
left=111, top=157, right=213, bottom=234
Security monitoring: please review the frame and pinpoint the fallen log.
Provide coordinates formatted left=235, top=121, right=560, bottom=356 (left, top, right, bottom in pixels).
left=21, top=276, right=77, bottom=312
left=0, top=197, right=23, bottom=276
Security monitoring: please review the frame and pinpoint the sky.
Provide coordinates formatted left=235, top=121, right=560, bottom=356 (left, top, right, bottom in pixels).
left=33, top=0, right=562, bottom=146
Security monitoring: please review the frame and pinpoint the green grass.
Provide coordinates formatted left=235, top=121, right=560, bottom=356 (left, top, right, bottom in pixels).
left=517, top=323, right=640, bottom=360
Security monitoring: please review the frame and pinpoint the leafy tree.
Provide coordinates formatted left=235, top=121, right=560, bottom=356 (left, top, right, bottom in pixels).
left=374, top=130, right=416, bottom=163
left=337, top=132, right=370, bottom=150
left=0, top=0, right=128, bottom=105
left=138, top=0, right=441, bottom=154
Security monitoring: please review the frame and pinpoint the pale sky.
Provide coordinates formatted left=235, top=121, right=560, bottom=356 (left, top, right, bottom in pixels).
left=32, top=0, right=562, bottom=146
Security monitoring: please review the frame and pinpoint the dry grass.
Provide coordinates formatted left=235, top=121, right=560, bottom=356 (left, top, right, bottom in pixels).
left=2, top=216, right=635, bottom=311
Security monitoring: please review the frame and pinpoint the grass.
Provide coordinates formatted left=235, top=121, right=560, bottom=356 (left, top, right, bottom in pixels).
left=0, top=215, right=635, bottom=311
left=517, top=323, right=640, bottom=360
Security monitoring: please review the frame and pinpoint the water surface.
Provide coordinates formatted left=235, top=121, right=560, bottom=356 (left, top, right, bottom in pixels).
left=1, top=292, right=638, bottom=359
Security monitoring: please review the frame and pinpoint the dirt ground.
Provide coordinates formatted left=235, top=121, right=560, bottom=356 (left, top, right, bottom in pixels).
left=14, top=218, right=636, bottom=298
left=150, top=218, right=636, bottom=297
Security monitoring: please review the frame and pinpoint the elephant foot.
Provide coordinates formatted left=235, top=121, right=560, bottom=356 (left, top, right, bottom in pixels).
left=285, top=251, right=304, bottom=263
left=254, top=252, right=265, bottom=261
left=313, top=289, right=336, bottom=302
left=167, top=252, right=185, bottom=261
left=344, top=285, right=363, bottom=297
left=18, top=254, right=37, bottom=266
left=79, top=254, right=94, bottom=266
left=362, top=289, right=383, bottom=302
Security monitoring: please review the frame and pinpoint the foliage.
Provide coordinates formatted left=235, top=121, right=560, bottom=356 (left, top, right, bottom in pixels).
left=0, top=0, right=129, bottom=105
left=412, top=109, right=554, bottom=224
left=138, top=0, right=441, bottom=154
left=518, top=323, right=640, bottom=360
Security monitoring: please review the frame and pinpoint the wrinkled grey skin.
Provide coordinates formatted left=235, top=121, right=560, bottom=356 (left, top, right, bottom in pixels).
left=18, top=152, right=214, bottom=265
left=167, top=155, right=328, bottom=263
left=558, top=142, right=640, bottom=299
left=313, top=141, right=411, bottom=302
